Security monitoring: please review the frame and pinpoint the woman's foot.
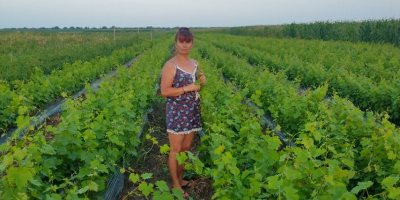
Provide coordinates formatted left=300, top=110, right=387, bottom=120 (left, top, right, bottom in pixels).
left=180, top=179, right=198, bottom=188
left=181, top=190, right=189, bottom=199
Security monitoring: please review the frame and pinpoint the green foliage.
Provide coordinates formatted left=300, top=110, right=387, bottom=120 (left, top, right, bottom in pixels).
left=2, top=33, right=400, bottom=200
left=122, top=168, right=181, bottom=200
left=0, top=36, right=171, bottom=134
left=176, top=152, right=188, bottom=165
left=189, top=39, right=400, bottom=199
left=0, top=30, right=167, bottom=82
left=0, top=37, right=174, bottom=199
left=198, top=33, right=400, bottom=124
left=160, top=144, right=172, bottom=154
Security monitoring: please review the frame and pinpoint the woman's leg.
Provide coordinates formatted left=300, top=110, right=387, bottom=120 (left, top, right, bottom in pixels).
left=178, top=132, right=196, bottom=185
left=168, top=133, right=187, bottom=192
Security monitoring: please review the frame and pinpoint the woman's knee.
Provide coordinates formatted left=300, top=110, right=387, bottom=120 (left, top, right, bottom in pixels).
left=181, top=144, right=191, bottom=152
left=170, top=145, right=182, bottom=154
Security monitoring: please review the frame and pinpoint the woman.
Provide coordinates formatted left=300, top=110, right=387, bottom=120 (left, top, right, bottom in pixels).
left=160, top=27, right=206, bottom=198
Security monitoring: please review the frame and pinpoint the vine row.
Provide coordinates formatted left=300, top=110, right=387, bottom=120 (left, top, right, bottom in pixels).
left=198, top=34, right=400, bottom=124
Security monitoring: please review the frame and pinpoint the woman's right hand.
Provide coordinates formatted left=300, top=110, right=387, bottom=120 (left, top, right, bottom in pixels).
left=184, top=83, right=201, bottom=92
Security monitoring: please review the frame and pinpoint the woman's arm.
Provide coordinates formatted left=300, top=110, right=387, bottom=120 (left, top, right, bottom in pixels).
left=161, top=61, right=200, bottom=97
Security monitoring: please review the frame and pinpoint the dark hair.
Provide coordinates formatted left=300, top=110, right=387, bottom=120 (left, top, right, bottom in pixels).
left=175, top=27, right=193, bottom=43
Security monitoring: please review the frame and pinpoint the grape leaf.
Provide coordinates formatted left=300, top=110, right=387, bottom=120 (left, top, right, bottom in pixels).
left=350, top=181, right=373, bottom=194
left=2, top=154, right=13, bottom=169
left=152, top=191, right=174, bottom=200
left=76, top=186, right=89, bottom=194
left=46, top=193, right=62, bottom=200
left=388, top=151, right=397, bottom=160
left=172, top=188, right=187, bottom=200
left=129, top=173, right=140, bottom=184
left=342, top=158, right=354, bottom=168
left=160, top=144, right=171, bottom=154
left=176, top=152, right=188, bottom=165
left=394, top=161, right=400, bottom=174
left=141, top=173, right=153, bottom=180
left=284, top=186, right=299, bottom=200
left=267, top=175, right=283, bottom=190
left=155, top=181, right=169, bottom=192
left=214, top=145, right=225, bottom=155
left=301, top=136, right=314, bottom=149
left=388, top=187, right=400, bottom=199
left=88, top=180, right=99, bottom=192
left=341, top=192, right=357, bottom=200
left=8, top=167, right=33, bottom=189
left=13, top=148, right=27, bottom=161
left=138, top=182, right=154, bottom=197
left=267, top=136, right=281, bottom=150
left=381, top=176, right=399, bottom=188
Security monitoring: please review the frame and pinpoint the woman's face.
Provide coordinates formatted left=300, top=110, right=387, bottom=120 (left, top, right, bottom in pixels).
left=175, top=40, right=193, bottom=55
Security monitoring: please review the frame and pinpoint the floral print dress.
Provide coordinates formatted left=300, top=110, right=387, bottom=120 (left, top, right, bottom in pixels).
left=166, top=59, right=202, bottom=135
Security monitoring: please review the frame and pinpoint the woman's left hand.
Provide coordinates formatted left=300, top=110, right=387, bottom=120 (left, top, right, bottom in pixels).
left=199, top=70, right=206, bottom=85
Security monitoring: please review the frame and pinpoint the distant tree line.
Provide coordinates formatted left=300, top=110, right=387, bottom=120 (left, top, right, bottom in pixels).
left=223, top=18, right=400, bottom=47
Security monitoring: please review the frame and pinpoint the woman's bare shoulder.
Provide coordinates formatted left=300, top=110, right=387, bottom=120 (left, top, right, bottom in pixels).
left=162, top=60, right=176, bottom=73
left=163, top=59, right=174, bottom=68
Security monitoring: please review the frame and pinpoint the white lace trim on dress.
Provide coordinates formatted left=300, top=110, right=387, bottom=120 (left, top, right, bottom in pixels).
left=167, top=128, right=202, bottom=135
left=176, top=65, right=196, bottom=75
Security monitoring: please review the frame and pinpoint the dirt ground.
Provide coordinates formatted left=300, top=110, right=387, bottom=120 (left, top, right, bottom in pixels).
left=117, top=100, right=215, bottom=200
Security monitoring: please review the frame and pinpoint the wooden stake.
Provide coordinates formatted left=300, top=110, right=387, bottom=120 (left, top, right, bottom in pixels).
left=113, top=26, right=116, bottom=46
left=151, top=31, right=152, bottom=40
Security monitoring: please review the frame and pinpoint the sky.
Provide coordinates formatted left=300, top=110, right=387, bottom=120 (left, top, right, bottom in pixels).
left=0, top=0, right=399, bottom=29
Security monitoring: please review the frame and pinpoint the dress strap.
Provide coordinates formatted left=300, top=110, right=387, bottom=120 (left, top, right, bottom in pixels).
left=192, top=59, right=198, bottom=74
left=192, top=59, right=198, bottom=67
left=171, top=60, right=178, bottom=68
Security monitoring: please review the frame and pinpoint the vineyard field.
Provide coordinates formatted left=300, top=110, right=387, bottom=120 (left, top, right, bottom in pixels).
left=0, top=36, right=174, bottom=200
left=192, top=39, right=400, bottom=199
left=197, top=33, right=400, bottom=124
left=0, top=30, right=166, bottom=82
left=0, top=34, right=175, bottom=136
left=1, top=31, right=400, bottom=199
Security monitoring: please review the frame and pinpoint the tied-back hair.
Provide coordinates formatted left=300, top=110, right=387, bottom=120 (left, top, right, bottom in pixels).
left=175, top=27, right=193, bottom=43
left=178, top=27, right=190, bottom=32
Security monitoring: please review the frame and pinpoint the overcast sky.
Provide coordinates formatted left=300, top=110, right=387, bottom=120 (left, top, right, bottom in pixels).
left=1, top=0, right=399, bottom=29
